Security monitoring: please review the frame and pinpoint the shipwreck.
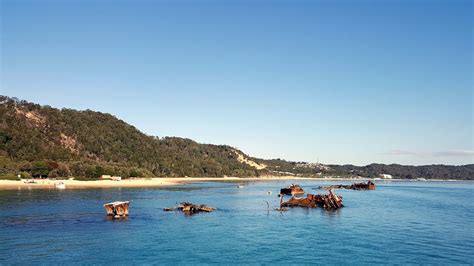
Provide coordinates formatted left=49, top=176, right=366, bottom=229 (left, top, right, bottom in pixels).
left=280, top=184, right=305, bottom=196
left=164, top=202, right=216, bottom=215
left=316, top=181, right=376, bottom=191
left=281, top=190, right=343, bottom=209
left=103, top=201, right=130, bottom=218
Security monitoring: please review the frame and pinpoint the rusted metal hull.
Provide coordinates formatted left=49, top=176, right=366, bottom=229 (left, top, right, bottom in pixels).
left=280, top=184, right=305, bottom=195
left=164, top=202, right=216, bottom=215
left=282, top=190, right=343, bottom=209
left=350, top=181, right=376, bottom=190
left=104, top=201, right=130, bottom=218
left=317, top=181, right=376, bottom=191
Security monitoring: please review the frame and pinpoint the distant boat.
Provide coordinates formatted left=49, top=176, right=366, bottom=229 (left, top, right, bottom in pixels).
left=55, top=182, right=66, bottom=189
left=237, top=185, right=244, bottom=188
left=416, top=178, right=427, bottom=181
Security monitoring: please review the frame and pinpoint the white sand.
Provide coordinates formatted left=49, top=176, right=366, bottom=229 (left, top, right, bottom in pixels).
left=0, top=176, right=371, bottom=190
left=0, top=178, right=180, bottom=189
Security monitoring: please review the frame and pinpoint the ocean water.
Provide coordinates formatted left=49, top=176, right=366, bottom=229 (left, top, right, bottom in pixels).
left=0, top=180, right=473, bottom=264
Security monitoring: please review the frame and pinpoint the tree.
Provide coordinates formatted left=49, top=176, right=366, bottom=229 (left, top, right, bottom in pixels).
left=56, top=163, right=71, bottom=177
left=32, top=161, right=49, bottom=178
left=129, top=169, right=141, bottom=178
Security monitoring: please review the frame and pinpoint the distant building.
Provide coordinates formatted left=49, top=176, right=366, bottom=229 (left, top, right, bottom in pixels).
left=112, top=176, right=122, bottom=181
left=380, top=174, right=393, bottom=179
left=100, top=175, right=111, bottom=179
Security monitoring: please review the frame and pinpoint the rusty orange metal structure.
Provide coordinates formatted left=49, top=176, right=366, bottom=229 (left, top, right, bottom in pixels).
left=317, top=181, right=376, bottom=191
left=281, top=190, right=343, bottom=209
left=103, top=201, right=130, bottom=218
left=280, top=184, right=305, bottom=195
left=164, top=202, right=216, bottom=215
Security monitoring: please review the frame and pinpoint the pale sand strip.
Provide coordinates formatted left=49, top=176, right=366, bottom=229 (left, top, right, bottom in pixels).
left=0, top=176, right=371, bottom=190
left=0, top=178, right=181, bottom=190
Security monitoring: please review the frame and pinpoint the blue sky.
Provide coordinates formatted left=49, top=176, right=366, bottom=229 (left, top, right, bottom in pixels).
left=1, top=0, right=472, bottom=165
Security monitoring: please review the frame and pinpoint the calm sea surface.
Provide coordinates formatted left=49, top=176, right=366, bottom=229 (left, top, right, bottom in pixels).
left=0, top=180, right=473, bottom=264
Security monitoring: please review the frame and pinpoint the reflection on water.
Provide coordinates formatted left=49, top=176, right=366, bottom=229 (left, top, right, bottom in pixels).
left=0, top=180, right=473, bottom=264
left=321, top=207, right=343, bottom=218
left=105, top=216, right=129, bottom=222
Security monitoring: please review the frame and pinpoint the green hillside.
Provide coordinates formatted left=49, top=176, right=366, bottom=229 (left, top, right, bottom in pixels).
left=0, top=96, right=260, bottom=179
left=0, top=95, right=472, bottom=180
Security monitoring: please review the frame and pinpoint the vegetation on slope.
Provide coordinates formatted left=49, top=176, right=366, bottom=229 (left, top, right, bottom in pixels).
left=0, top=95, right=472, bottom=180
left=328, top=163, right=474, bottom=180
left=0, top=96, right=259, bottom=179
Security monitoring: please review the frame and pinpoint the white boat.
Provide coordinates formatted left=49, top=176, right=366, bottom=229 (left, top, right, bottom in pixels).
left=55, top=182, right=66, bottom=189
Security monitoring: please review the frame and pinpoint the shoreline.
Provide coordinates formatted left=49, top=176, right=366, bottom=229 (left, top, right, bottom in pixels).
left=0, top=176, right=467, bottom=190
left=0, top=176, right=360, bottom=190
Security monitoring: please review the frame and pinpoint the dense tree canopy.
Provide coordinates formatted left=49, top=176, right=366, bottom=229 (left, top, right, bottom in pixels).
left=0, top=96, right=472, bottom=180
left=0, top=96, right=259, bottom=179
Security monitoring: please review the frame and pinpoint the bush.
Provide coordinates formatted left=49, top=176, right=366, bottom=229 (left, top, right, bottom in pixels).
left=84, top=165, right=97, bottom=178
left=49, top=169, right=59, bottom=179
left=56, top=163, right=71, bottom=177
left=74, top=176, right=99, bottom=181
left=129, top=169, right=142, bottom=178
left=19, top=172, right=31, bottom=179
left=0, top=173, right=20, bottom=180
left=19, top=162, right=32, bottom=172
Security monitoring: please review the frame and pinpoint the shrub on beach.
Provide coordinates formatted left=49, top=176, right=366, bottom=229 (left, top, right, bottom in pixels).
left=0, top=173, right=20, bottom=180
left=19, top=172, right=31, bottom=179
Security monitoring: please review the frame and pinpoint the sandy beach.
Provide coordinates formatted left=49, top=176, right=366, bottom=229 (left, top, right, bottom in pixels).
left=0, top=176, right=358, bottom=190
left=0, top=178, right=182, bottom=190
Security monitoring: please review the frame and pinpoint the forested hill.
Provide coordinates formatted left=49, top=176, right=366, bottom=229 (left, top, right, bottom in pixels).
left=0, top=96, right=262, bottom=178
left=327, top=163, right=474, bottom=180
left=0, top=95, right=472, bottom=180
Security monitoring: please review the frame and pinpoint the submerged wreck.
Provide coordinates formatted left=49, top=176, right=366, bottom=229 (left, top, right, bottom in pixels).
left=280, top=184, right=305, bottom=195
left=104, top=201, right=130, bottom=218
left=281, top=190, right=343, bottom=209
left=317, top=181, right=376, bottom=191
left=164, top=202, right=216, bottom=215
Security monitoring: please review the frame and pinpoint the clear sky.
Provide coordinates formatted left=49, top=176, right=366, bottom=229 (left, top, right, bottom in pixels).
left=1, top=0, right=472, bottom=166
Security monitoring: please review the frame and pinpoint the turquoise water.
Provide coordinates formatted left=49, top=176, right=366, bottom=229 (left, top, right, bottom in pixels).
left=0, top=180, right=473, bottom=264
